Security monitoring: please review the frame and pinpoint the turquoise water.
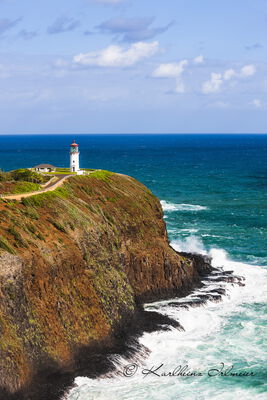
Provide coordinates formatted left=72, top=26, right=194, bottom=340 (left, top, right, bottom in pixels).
left=0, top=134, right=266, bottom=399
left=1, top=134, right=266, bottom=264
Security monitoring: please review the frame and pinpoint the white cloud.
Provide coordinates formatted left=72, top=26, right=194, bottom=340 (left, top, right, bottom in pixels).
left=152, top=56, right=205, bottom=94
left=240, top=64, right=256, bottom=77
left=251, top=98, right=262, bottom=108
left=202, top=64, right=256, bottom=94
left=73, top=41, right=159, bottom=67
left=223, top=68, right=236, bottom=80
left=152, top=60, right=188, bottom=78
left=202, top=72, right=223, bottom=94
left=193, top=55, right=204, bottom=64
left=152, top=60, right=189, bottom=94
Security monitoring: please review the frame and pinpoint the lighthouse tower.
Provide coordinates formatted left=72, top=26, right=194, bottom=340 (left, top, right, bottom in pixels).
left=70, top=141, right=80, bottom=172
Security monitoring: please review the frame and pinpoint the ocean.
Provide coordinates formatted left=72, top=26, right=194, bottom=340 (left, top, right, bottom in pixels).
left=1, top=134, right=266, bottom=399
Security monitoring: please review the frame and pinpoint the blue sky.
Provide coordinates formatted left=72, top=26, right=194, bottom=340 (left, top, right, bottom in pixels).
left=0, top=0, right=266, bottom=134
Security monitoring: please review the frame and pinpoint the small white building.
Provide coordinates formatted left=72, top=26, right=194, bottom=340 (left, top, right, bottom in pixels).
left=70, top=141, right=80, bottom=172
left=34, top=164, right=56, bottom=173
left=69, top=141, right=84, bottom=174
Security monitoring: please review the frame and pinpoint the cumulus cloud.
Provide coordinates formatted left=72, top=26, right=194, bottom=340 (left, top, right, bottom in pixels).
left=152, top=56, right=204, bottom=94
left=47, top=16, right=80, bottom=34
left=0, top=17, right=22, bottom=35
left=95, top=17, right=174, bottom=42
left=240, top=64, right=256, bottom=77
left=152, top=60, right=188, bottom=78
left=202, top=72, right=223, bottom=94
left=73, top=41, right=159, bottom=67
left=223, top=68, right=236, bottom=80
left=202, top=64, right=256, bottom=94
left=152, top=60, right=190, bottom=94
left=193, top=55, right=204, bottom=64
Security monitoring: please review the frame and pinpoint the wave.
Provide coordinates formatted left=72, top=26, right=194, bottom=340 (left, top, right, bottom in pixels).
left=160, top=200, right=208, bottom=212
left=171, top=235, right=206, bottom=254
left=66, top=236, right=267, bottom=400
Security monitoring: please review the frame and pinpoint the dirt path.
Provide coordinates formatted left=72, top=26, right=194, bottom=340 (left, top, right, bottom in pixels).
left=1, top=174, right=71, bottom=202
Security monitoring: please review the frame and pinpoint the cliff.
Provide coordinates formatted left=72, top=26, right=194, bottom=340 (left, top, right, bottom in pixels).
left=0, top=171, right=212, bottom=399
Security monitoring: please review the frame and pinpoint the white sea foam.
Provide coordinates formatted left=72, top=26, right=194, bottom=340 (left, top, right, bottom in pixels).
left=171, top=235, right=207, bottom=254
left=160, top=200, right=208, bottom=212
left=66, top=236, right=267, bottom=400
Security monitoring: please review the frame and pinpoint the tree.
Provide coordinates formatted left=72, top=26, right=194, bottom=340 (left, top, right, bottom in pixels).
left=10, top=169, right=45, bottom=183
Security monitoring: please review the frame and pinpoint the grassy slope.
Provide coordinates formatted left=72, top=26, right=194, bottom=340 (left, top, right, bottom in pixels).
left=0, top=171, right=191, bottom=394
left=0, top=182, right=41, bottom=196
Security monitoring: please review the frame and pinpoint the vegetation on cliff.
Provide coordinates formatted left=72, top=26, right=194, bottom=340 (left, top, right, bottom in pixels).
left=0, top=169, right=49, bottom=195
left=0, top=171, right=210, bottom=399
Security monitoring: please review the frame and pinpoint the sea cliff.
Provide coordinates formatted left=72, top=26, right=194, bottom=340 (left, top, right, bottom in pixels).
left=0, top=171, right=213, bottom=399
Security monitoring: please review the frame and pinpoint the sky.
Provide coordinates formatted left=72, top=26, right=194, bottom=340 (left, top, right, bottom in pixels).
left=0, top=0, right=267, bottom=134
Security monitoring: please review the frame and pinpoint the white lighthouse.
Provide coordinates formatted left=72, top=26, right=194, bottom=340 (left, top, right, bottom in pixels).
left=70, top=140, right=80, bottom=172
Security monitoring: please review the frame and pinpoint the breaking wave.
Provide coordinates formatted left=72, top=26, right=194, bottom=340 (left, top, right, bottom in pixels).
left=160, top=200, right=208, bottom=212
left=66, top=236, right=267, bottom=400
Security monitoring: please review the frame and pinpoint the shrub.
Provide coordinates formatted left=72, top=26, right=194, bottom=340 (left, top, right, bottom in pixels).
left=0, top=235, right=16, bottom=254
left=7, top=226, right=28, bottom=248
left=12, top=182, right=40, bottom=194
left=88, top=170, right=114, bottom=182
left=47, top=218, right=67, bottom=233
left=22, top=207, right=39, bottom=220
left=21, top=186, right=69, bottom=207
left=11, top=169, right=45, bottom=184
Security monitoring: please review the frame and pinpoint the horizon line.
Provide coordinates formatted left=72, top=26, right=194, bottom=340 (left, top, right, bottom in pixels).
left=0, top=132, right=267, bottom=136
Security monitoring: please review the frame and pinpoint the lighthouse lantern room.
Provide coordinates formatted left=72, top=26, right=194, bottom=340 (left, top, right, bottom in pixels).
left=70, top=141, right=80, bottom=172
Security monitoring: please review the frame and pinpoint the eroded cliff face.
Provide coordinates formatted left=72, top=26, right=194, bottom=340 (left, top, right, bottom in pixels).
left=0, top=172, right=211, bottom=398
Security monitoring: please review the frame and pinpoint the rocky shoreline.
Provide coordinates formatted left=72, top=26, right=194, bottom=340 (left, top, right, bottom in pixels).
left=0, top=252, right=214, bottom=400
left=0, top=252, right=244, bottom=400
left=0, top=173, right=244, bottom=400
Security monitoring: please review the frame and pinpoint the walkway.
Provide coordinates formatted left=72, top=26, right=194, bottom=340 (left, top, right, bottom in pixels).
left=1, top=174, right=71, bottom=202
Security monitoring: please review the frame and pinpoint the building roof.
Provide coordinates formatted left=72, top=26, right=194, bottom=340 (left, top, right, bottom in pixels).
left=71, top=140, right=78, bottom=147
left=34, top=164, right=56, bottom=169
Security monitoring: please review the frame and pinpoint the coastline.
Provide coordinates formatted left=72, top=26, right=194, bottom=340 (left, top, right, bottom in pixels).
left=1, top=252, right=222, bottom=400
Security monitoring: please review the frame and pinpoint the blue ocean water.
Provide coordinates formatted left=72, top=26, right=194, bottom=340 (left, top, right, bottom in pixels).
left=1, top=134, right=266, bottom=399
left=1, top=134, right=266, bottom=265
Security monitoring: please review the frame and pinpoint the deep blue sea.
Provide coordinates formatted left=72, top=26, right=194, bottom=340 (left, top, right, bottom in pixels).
left=1, top=134, right=266, bottom=400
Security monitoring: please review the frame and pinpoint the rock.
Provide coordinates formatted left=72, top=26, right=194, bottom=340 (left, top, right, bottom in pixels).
left=0, top=172, right=214, bottom=399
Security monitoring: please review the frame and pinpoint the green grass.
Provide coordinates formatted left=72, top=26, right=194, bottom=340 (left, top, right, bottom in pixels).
left=47, top=218, right=67, bottom=233
left=56, top=167, right=71, bottom=172
left=22, top=207, right=39, bottom=220
left=0, top=235, right=16, bottom=254
left=46, top=171, right=75, bottom=175
left=56, top=167, right=96, bottom=172
left=25, top=223, right=37, bottom=234
left=21, top=186, right=69, bottom=207
left=7, top=226, right=28, bottom=248
left=11, top=182, right=41, bottom=194
left=106, top=197, right=117, bottom=203
left=88, top=170, right=114, bottom=182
